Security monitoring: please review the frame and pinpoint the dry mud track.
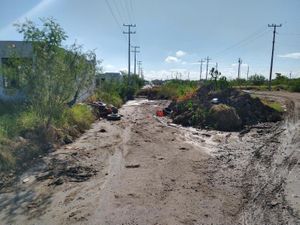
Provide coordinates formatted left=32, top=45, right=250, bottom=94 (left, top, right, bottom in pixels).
left=0, top=92, right=299, bottom=225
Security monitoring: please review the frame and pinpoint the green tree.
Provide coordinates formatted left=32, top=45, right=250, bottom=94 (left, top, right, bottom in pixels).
left=10, top=18, right=96, bottom=127
left=209, top=67, right=221, bottom=90
left=248, top=74, right=266, bottom=86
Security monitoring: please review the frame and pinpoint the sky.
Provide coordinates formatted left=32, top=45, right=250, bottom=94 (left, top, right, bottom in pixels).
left=1, top=0, right=300, bottom=80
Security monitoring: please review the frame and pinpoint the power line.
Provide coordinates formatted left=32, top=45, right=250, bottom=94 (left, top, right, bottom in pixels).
left=104, top=0, right=122, bottom=30
left=268, top=23, right=282, bottom=91
left=123, top=0, right=133, bottom=23
left=111, top=0, right=127, bottom=23
left=213, top=26, right=269, bottom=57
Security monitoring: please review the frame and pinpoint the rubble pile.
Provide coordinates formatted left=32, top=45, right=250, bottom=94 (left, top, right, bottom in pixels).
left=168, top=86, right=282, bottom=131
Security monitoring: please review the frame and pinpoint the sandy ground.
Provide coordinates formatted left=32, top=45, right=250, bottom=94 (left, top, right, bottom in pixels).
left=0, top=91, right=299, bottom=225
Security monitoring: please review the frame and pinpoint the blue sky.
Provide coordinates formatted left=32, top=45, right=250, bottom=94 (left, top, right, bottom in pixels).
left=1, top=0, right=300, bottom=80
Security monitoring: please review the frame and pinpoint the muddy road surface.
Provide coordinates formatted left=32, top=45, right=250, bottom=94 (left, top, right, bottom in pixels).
left=0, top=91, right=299, bottom=225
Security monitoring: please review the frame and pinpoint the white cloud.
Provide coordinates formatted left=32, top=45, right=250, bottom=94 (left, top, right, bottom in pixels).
left=103, top=64, right=115, bottom=70
left=164, top=50, right=188, bottom=64
left=278, top=52, right=300, bottom=59
left=165, top=56, right=180, bottom=63
left=175, top=50, right=187, bottom=58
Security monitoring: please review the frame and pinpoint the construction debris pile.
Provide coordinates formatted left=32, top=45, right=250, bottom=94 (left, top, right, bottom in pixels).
left=88, top=101, right=121, bottom=121
left=168, top=85, right=282, bottom=131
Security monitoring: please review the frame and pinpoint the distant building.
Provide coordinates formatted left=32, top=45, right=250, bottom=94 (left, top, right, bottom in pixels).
left=0, top=40, right=96, bottom=102
left=96, top=72, right=123, bottom=86
left=0, top=41, right=33, bottom=101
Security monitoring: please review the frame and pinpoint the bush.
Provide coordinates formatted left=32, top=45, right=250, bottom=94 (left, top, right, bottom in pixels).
left=288, top=79, right=300, bottom=92
left=18, top=110, right=42, bottom=131
left=92, top=91, right=123, bottom=108
left=67, top=104, right=94, bottom=132
left=248, top=74, right=266, bottom=86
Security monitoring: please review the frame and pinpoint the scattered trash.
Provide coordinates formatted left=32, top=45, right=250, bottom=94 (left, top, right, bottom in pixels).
left=88, top=101, right=119, bottom=119
left=107, top=113, right=121, bottom=121
left=156, top=110, right=164, bottom=117
left=163, top=107, right=173, bottom=115
left=211, top=98, right=219, bottom=104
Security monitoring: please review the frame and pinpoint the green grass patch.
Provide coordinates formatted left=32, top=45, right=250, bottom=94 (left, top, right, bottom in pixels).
left=261, top=99, right=284, bottom=113
left=66, top=104, right=95, bottom=131
left=91, top=91, right=123, bottom=108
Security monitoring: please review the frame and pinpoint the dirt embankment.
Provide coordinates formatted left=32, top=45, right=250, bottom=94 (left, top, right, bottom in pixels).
left=0, top=92, right=299, bottom=225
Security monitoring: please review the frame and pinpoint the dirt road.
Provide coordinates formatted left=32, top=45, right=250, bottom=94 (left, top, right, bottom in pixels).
left=0, top=92, right=299, bottom=225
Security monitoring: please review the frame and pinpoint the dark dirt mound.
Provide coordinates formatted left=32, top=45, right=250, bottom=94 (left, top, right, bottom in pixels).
left=208, top=104, right=242, bottom=131
left=168, top=86, right=282, bottom=131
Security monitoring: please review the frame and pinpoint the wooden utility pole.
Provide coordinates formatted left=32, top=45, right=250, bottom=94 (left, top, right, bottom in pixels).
left=198, top=59, right=205, bottom=81
left=268, top=24, right=282, bottom=91
left=123, top=24, right=136, bottom=79
left=205, top=56, right=212, bottom=80
left=131, top=46, right=140, bottom=75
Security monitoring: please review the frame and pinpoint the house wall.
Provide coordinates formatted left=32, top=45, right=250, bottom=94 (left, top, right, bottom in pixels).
left=0, top=41, right=96, bottom=103
left=0, top=41, right=32, bottom=101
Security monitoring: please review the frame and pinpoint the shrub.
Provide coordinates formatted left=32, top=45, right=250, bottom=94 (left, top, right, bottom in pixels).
left=288, top=79, right=300, bottom=92
left=67, top=104, right=95, bottom=132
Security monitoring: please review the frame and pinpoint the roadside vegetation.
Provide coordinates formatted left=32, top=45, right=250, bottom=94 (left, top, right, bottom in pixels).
left=136, top=79, right=198, bottom=100
left=141, top=68, right=284, bottom=131
left=0, top=18, right=143, bottom=174
left=229, top=73, right=300, bottom=92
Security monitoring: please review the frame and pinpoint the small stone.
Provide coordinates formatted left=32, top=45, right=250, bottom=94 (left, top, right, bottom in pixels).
left=22, top=178, right=30, bottom=183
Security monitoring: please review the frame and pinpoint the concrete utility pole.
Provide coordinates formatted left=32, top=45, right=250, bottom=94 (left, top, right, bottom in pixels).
left=246, top=65, right=249, bottom=81
left=137, top=60, right=142, bottom=77
left=131, top=46, right=140, bottom=75
left=215, top=62, right=218, bottom=71
left=140, top=68, right=144, bottom=80
left=205, top=56, right=212, bottom=80
left=198, top=59, right=205, bottom=81
left=268, top=24, right=282, bottom=91
left=237, top=58, right=242, bottom=80
left=123, top=24, right=136, bottom=80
